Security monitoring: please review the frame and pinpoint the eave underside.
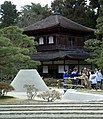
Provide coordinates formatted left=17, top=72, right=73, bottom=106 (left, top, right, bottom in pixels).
left=31, top=50, right=89, bottom=61
left=24, top=25, right=94, bottom=36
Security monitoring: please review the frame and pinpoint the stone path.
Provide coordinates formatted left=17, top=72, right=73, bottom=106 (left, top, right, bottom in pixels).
left=0, top=101, right=103, bottom=119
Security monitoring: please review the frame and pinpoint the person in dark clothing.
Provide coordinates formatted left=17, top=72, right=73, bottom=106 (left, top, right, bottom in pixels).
left=70, top=68, right=78, bottom=89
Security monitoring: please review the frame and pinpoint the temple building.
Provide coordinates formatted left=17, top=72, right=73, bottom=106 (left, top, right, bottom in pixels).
left=23, top=14, right=95, bottom=78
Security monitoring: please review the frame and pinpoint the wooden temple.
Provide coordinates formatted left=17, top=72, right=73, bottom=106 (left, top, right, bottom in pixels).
left=23, top=14, right=95, bottom=78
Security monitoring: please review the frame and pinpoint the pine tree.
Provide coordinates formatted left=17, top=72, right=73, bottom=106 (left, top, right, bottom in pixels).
left=0, top=26, right=40, bottom=81
left=0, top=1, right=19, bottom=28
left=84, top=1, right=103, bottom=68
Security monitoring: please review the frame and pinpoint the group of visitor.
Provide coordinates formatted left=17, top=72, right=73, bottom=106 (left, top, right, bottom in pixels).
left=63, top=67, right=103, bottom=89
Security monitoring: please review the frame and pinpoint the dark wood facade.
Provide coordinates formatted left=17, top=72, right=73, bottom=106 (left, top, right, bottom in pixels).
left=36, top=34, right=84, bottom=51
left=23, top=14, right=95, bottom=78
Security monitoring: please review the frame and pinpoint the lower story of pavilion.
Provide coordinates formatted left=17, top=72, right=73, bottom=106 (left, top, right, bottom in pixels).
left=31, top=50, right=94, bottom=78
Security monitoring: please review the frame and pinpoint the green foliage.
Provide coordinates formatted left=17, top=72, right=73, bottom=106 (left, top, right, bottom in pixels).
left=17, top=3, right=51, bottom=28
left=0, top=1, right=19, bottom=28
left=96, top=5, right=103, bottom=35
left=0, top=96, right=14, bottom=99
left=43, top=78, right=59, bottom=87
left=51, top=0, right=64, bottom=14
left=84, top=4, right=103, bottom=69
left=84, top=39, right=102, bottom=64
left=95, top=5, right=103, bottom=68
left=44, top=78, right=72, bottom=88
left=96, top=49, right=103, bottom=68
left=0, top=0, right=98, bottom=29
left=51, top=0, right=97, bottom=28
left=84, top=39, right=102, bottom=50
left=0, top=26, right=40, bottom=80
left=66, top=78, right=72, bottom=84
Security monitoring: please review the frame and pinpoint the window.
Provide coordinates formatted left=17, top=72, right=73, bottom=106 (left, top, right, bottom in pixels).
left=43, top=66, right=48, bottom=73
left=48, top=36, right=54, bottom=44
left=39, top=37, right=44, bottom=45
left=72, top=37, right=75, bottom=45
left=68, top=36, right=75, bottom=47
left=58, top=65, right=64, bottom=73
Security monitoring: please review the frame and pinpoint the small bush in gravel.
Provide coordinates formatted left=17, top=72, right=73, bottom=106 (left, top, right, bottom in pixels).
left=24, top=84, right=38, bottom=100
left=37, top=90, right=61, bottom=102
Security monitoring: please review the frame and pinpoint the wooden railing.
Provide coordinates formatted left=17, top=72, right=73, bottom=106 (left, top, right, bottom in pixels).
left=37, top=44, right=84, bottom=51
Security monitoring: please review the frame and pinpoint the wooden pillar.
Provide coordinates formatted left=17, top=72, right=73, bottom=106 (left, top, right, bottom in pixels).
left=78, top=60, right=80, bottom=72
left=64, top=59, right=65, bottom=70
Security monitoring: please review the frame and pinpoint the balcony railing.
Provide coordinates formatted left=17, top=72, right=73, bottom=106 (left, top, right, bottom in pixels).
left=37, top=44, right=84, bottom=51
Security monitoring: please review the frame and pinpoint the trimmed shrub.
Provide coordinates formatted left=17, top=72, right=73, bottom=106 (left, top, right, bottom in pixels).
left=0, top=82, right=14, bottom=96
left=24, top=84, right=38, bottom=100
left=37, top=90, right=61, bottom=102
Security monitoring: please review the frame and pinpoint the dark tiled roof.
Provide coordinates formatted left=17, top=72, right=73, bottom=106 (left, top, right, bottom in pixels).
left=24, top=15, right=95, bottom=33
left=31, top=50, right=89, bottom=61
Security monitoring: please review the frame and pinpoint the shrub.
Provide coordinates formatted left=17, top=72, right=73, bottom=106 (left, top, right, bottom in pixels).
left=37, top=90, right=61, bottom=102
left=43, top=78, right=72, bottom=88
left=43, top=78, right=61, bottom=87
left=66, top=78, right=72, bottom=84
left=24, top=84, right=38, bottom=100
left=0, top=82, right=14, bottom=96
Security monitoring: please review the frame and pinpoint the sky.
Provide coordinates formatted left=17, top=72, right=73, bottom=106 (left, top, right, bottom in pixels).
left=0, top=0, right=54, bottom=11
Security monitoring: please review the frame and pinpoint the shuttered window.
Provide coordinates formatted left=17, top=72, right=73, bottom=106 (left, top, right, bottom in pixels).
left=48, top=36, right=54, bottom=44
left=39, top=37, right=44, bottom=45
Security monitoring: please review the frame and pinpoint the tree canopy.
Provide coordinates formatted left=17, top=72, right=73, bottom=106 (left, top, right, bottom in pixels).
left=17, top=3, right=51, bottom=28
left=0, top=0, right=99, bottom=29
left=0, top=26, right=40, bottom=81
left=51, top=0, right=98, bottom=28
left=0, top=1, right=19, bottom=28
left=84, top=2, right=103, bottom=69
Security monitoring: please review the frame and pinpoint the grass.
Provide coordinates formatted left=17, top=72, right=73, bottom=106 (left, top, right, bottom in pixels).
left=0, top=96, right=14, bottom=99
left=0, top=96, right=15, bottom=102
left=0, top=95, right=23, bottom=103
left=0, top=95, right=44, bottom=104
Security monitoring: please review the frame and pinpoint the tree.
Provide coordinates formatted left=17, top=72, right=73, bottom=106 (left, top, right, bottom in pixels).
left=95, top=2, right=103, bottom=68
left=0, top=1, right=19, bottom=28
left=51, top=0, right=97, bottom=28
left=17, top=3, right=51, bottom=28
left=84, top=39, right=102, bottom=64
left=84, top=2, right=103, bottom=69
left=89, top=0, right=100, bottom=17
left=51, top=0, right=64, bottom=14
left=0, top=26, right=40, bottom=81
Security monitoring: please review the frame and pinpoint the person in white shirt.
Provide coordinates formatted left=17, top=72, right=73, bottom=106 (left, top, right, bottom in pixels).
left=89, top=70, right=97, bottom=90
left=95, top=69, right=103, bottom=89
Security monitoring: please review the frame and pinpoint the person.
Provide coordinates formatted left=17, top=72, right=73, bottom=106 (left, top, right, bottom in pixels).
left=89, top=70, right=97, bottom=90
left=95, top=69, right=103, bottom=89
left=80, top=67, right=90, bottom=88
left=70, top=68, right=78, bottom=89
left=63, top=69, right=68, bottom=88
left=82, top=67, right=90, bottom=78
left=80, top=73, right=89, bottom=88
